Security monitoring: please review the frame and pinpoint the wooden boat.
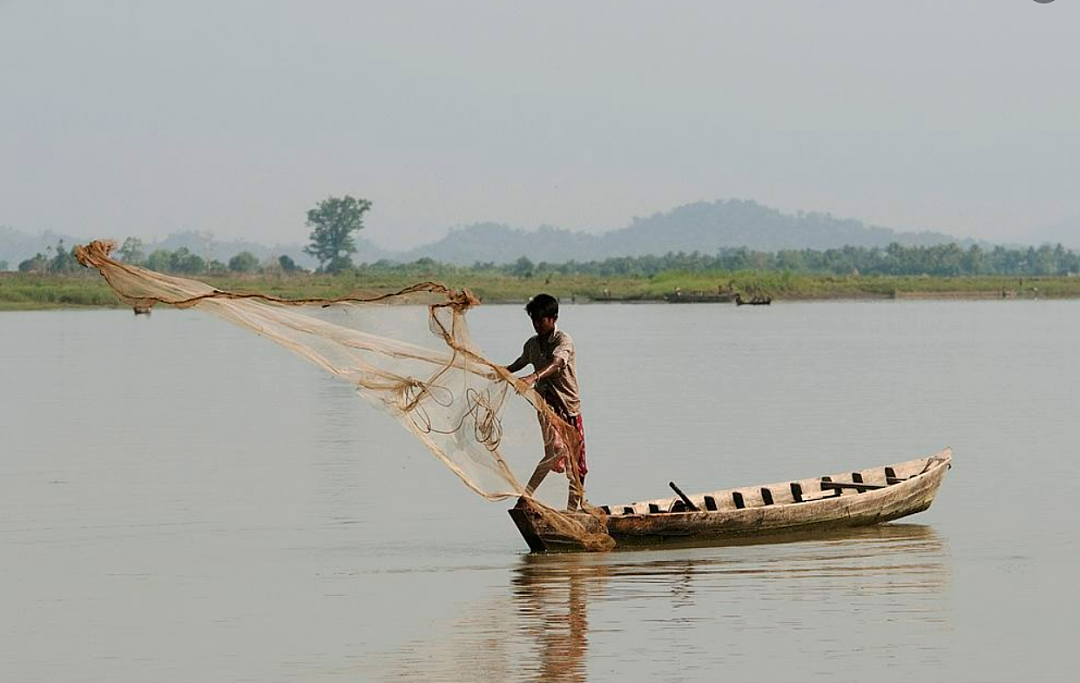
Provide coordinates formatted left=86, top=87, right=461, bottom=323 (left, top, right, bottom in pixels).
left=664, top=291, right=737, bottom=304
left=509, top=448, right=952, bottom=552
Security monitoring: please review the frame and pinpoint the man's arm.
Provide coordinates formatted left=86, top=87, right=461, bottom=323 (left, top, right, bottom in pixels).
left=521, top=357, right=565, bottom=386
left=505, top=340, right=532, bottom=374
left=505, top=357, right=529, bottom=373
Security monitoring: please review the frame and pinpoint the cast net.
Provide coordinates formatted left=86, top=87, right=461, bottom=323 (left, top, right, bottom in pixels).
left=75, top=240, right=613, bottom=551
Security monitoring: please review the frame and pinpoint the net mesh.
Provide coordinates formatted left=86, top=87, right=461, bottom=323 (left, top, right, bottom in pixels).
left=75, top=240, right=613, bottom=551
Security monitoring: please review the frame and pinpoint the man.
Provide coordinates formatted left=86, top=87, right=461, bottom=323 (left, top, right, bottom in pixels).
left=506, top=294, right=587, bottom=510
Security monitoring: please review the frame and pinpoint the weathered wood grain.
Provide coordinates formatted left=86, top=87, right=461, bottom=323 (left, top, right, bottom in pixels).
left=509, top=448, right=952, bottom=552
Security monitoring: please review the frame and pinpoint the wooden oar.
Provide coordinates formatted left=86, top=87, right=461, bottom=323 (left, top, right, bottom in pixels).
left=669, top=482, right=700, bottom=512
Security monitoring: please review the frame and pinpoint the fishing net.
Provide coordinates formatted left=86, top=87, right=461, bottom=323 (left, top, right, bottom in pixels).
left=75, top=240, right=613, bottom=551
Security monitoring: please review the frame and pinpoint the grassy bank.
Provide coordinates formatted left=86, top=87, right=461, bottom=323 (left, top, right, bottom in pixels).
left=3, top=270, right=1079, bottom=311
left=0, top=273, right=122, bottom=310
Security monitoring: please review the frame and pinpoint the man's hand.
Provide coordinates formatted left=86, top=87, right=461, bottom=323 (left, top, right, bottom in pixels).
left=513, top=373, right=538, bottom=394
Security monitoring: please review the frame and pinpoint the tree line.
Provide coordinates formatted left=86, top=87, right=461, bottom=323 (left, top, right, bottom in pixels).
left=16, top=195, right=368, bottom=275
left=16, top=238, right=302, bottom=275
left=18, top=238, right=1080, bottom=280
left=13, top=192, right=1080, bottom=279
left=371, top=242, right=1080, bottom=279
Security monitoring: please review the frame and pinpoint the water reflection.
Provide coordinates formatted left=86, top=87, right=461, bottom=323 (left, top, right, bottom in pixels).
left=376, top=524, right=949, bottom=682
left=512, top=553, right=609, bottom=683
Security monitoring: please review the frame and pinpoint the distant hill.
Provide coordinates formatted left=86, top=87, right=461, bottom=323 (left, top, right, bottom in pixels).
left=400, top=200, right=969, bottom=265
left=601, top=200, right=965, bottom=255
left=397, top=223, right=603, bottom=265
left=0, top=199, right=986, bottom=270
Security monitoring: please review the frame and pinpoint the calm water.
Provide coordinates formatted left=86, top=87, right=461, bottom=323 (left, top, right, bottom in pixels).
left=2, top=301, right=1077, bottom=682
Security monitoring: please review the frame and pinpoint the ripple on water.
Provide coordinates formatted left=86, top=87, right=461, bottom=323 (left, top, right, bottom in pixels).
left=359, top=524, right=949, bottom=682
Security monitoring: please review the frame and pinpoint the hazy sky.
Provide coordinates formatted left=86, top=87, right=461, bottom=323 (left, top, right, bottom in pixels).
left=2, top=0, right=1077, bottom=248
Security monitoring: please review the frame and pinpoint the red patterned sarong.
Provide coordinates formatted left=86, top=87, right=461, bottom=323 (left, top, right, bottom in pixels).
left=551, top=414, right=587, bottom=480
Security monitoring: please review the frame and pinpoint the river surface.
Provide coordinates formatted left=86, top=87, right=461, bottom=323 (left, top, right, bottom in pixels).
left=1, top=301, right=1077, bottom=682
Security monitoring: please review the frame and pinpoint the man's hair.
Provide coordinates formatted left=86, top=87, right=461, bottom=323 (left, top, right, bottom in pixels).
left=525, top=293, right=559, bottom=320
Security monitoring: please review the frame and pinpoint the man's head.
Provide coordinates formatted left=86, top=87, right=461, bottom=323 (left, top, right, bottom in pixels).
left=525, top=293, right=558, bottom=336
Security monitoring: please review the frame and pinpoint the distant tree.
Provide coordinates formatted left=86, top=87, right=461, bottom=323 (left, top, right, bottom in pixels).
left=206, top=259, right=228, bottom=275
left=142, top=247, right=205, bottom=274
left=511, top=256, right=535, bottom=278
left=962, top=244, right=986, bottom=275
left=170, top=247, right=206, bottom=274
left=775, top=250, right=805, bottom=271
left=117, top=237, right=146, bottom=265
left=1032, top=244, right=1058, bottom=276
left=145, top=249, right=173, bottom=273
left=48, top=239, right=79, bottom=274
left=0, top=260, right=7, bottom=271
left=278, top=254, right=301, bottom=272
left=369, top=258, right=394, bottom=271
left=19, top=253, right=48, bottom=273
left=304, top=195, right=372, bottom=273
left=228, top=251, right=260, bottom=273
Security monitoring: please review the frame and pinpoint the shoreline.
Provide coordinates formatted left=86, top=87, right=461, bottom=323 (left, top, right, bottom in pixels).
left=1, top=271, right=1072, bottom=311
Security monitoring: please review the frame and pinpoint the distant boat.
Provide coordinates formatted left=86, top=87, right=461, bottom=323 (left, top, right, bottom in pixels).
left=734, top=293, right=772, bottom=306
left=663, top=291, right=737, bottom=303
left=664, top=285, right=738, bottom=303
left=509, top=448, right=952, bottom=552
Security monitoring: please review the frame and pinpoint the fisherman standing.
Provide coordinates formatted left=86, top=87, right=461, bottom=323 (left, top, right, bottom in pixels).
left=505, top=294, right=587, bottom=510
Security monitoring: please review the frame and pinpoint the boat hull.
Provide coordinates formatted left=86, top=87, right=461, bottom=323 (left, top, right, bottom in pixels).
left=509, top=448, right=952, bottom=552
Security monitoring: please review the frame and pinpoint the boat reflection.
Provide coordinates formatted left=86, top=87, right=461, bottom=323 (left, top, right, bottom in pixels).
left=510, top=523, right=948, bottom=682
left=376, top=523, right=949, bottom=682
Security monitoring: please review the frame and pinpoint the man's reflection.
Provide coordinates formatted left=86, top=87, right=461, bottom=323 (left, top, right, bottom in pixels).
left=512, top=553, right=609, bottom=683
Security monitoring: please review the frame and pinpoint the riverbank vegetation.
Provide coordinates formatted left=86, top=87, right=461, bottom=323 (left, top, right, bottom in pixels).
left=4, top=267, right=1080, bottom=311
left=6, top=236, right=1080, bottom=311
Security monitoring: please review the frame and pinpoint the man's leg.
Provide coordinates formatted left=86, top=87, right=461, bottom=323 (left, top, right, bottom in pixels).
left=524, top=460, right=552, bottom=496
left=524, top=412, right=564, bottom=496
left=565, top=415, right=587, bottom=511
left=566, top=476, right=583, bottom=511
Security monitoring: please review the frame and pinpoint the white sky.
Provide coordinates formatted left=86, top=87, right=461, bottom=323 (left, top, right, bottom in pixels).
left=1, top=0, right=1077, bottom=249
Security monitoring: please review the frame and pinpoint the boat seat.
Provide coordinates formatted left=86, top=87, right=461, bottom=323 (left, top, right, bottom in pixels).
left=885, top=467, right=912, bottom=485
left=790, top=477, right=845, bottom=503
left=733, top=489, right=768, bottom=509
left=792, top=481, right=841, bottom=503
left=851, top=472, right=865, bottom=492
